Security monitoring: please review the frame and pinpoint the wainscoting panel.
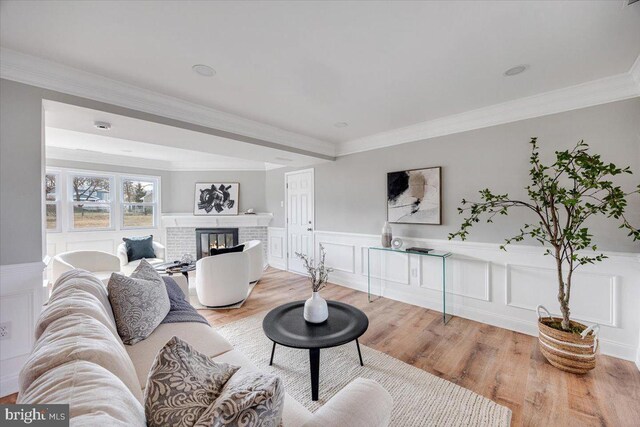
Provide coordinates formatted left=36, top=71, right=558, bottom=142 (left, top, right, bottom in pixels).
left=270, top=229, right=640, bottom=362
left=506, top=264, right=618, bottom=327
left=65, top=238, right=114, bottom=253
left=267, top=228, right=286, bottom=270
left=319, top=242, right=356, bottom=274
left=0, top=261, right=46, bottom=396
left=421, top=257, right=491, bottom=302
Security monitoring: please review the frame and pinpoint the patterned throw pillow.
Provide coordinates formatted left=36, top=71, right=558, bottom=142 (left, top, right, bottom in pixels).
left=108, top=259, right=170, bottom=345
left=144, top=337, right=239, bottom=427
left=205, top=370, right=284, bottom=427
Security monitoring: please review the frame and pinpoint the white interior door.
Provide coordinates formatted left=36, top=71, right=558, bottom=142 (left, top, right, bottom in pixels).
left=286, top=169, right=314, bottom=274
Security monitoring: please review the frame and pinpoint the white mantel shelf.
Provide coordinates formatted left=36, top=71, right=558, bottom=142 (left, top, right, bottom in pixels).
left=161, top=213, right=273, bottom=228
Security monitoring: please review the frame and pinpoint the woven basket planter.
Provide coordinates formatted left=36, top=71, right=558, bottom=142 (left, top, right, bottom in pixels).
left=536, top=305, right=599, bottom=374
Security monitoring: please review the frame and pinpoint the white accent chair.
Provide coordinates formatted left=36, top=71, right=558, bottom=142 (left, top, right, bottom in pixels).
left=196, top=251, right=250, bottom=307
left=51, top=250, right=120, bottom=286
left=116, top=241, right=166, bottom=276
left=243, top=240, right=264, bottom=283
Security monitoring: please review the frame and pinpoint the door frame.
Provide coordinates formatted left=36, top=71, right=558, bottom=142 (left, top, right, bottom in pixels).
left=284, top=168, right=315, bottom=273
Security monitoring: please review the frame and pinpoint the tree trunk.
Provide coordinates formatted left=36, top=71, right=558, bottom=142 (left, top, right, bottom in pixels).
left=554, top=246, right=571, bottom=331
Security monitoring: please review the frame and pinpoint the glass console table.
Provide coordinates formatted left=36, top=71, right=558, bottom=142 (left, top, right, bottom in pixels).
left=367, top=247, right=453, bottom=324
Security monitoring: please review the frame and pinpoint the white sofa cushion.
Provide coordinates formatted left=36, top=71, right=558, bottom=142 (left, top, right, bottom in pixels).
left=18, top=360, right=145, bottom=427
left=19, top=312, right=143, bottom=402
left=126, top=322, right=234, bottom=392
left=301, top=378, right=393, bottom=427
left=120, top=258, right=164, bottom=276
left=37, top=285, right=120, bottom=342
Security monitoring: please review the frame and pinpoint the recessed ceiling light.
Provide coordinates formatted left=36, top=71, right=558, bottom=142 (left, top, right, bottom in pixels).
left=192, top=64, right=216, bottom=77
left=504, top=65, right=529, bottom=77
left=94, top=121, right=111, bottom=130
left=275, top=157, right=293, bottom=162
left=334, top=122, right=348, bottom=128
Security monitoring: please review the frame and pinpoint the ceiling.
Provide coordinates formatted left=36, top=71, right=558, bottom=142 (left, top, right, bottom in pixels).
left=2, top=1, right=640, bottom=150
left=44, top=101, right=324, bottom=170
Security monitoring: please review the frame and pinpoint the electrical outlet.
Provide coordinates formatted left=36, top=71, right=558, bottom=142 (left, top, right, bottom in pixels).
left=0, top=322, right=10, bottom=340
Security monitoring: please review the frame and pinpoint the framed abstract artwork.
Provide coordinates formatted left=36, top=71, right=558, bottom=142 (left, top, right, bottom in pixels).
left=194, top=183, right=239, bottom=215
left=387, top=167, right=441, bottom=224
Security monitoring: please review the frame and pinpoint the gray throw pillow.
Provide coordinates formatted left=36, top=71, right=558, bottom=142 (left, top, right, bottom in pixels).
left=204, top=370, right=284, bottom=427
left=108, top=259, right=170, bottom=345
left=123, top=235, right=156, bottom=262
left=144, top=336, right=239, bottom=427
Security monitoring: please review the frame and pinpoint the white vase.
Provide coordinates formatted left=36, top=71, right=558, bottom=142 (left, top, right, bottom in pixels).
left=381, top=221, right=393, bottom=248
left=304, top=292, right=328, bottom=323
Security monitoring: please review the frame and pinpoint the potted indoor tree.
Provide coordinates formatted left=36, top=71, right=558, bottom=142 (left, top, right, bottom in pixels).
left=449, top=138, right=639, bottom=373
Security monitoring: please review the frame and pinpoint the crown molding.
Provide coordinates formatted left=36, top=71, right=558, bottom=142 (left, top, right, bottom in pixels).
left=337, top=70, right=640, bottom=156
left=46, top=146, right=271, bottom=172
left=0, top=48, right=336, bottom=158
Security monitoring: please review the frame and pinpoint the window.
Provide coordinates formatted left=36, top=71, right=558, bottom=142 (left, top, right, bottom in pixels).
left=121, top=177, right=158, bottom=229
left=44, top=168, right=160, bottom=233
left=45, top=173, right=60, bottom=231
left=69, top=174, right=113, bottom=230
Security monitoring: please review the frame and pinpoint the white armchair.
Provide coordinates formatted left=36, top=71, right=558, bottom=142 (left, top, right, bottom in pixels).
left=116, top=240, right=165, bottom=276
left=51, top=250, right=120, bottom=286
left=243, top=240, right=264, bottom=283
left=196, top=251, right=250, bottom=307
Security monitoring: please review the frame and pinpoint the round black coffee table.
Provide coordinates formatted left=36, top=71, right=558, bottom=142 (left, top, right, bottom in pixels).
left=262, top=300, right=368, bottom=401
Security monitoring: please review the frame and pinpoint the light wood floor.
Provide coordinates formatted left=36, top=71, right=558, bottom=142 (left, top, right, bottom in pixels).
left=203, top=268, right=640, bottom=427
left=3, top=268, right=639, bottom=426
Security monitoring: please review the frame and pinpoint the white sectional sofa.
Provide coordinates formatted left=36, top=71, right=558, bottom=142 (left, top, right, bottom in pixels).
left=18, top=270, right=393, bottom=426
left=51, top=250, right=121, bottom=285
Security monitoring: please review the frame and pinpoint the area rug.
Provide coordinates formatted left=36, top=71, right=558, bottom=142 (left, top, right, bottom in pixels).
left=216, top=312, right=512, bottom=426
left=189, top=282, right=257, bottom=310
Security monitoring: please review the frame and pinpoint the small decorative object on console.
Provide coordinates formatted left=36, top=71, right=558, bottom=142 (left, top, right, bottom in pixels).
left=391, top=237, right=403, bottom=249
left=405, top=247, right=433, bottom=254
left=180, top=253, right=194, bottom=264
left=381, top=221, right=393, bottom=248
left=295, top=244, right=333, bottom=323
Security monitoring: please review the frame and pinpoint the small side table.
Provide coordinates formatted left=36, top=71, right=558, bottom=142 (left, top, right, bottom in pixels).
left=367, top=247, right=452, bottom=324
left=263, top=301, right=368, bottom=401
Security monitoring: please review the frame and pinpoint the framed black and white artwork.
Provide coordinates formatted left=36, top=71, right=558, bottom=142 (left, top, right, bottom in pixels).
left=194, top=183, right=239, bottom=216
left=387, top=167, right=441, bottom=224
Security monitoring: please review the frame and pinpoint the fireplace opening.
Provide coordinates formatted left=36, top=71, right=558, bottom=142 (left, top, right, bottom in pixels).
left=195, top=228, right=239, bottom=259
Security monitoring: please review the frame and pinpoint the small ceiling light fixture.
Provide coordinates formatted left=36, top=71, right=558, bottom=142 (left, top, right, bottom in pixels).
left=121, top=149, right=133, bottom=153
left=334, top=122, right=349, bottom=128
left=275, top=157, right=293, bottom=162
left=192, top=64, right=216, bottom=77
left=94, top=121, right=111, bottom=130
left=504, top=65, right=529, bottom=77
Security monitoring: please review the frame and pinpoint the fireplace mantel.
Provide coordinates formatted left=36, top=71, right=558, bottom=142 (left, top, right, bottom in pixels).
left=161, top=213, right=273, bottom=228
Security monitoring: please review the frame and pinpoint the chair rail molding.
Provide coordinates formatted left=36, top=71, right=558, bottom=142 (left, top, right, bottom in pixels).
left=267, top=229, right=640, bottom=363
left=0, top=261, right=46, bottom=396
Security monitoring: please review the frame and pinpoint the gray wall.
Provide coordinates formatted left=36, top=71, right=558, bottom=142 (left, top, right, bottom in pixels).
left=164, top=170, right=266, bottom=213
left=0, top=79, right=45, bottom=265
left=267, top=98, right=640, bottom=252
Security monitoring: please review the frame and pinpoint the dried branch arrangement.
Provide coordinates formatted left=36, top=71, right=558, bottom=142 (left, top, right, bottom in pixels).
left=295, top=244, right=334, bottom=292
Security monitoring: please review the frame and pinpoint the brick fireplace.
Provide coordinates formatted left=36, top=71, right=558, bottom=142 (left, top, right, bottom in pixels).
left=162, top=213, right=272, bottom=264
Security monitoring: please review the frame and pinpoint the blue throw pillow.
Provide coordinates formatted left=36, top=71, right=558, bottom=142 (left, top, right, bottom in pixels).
left=123, top=235, right=156, bottom=262
left=209, top=244, right=244, bottom=256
